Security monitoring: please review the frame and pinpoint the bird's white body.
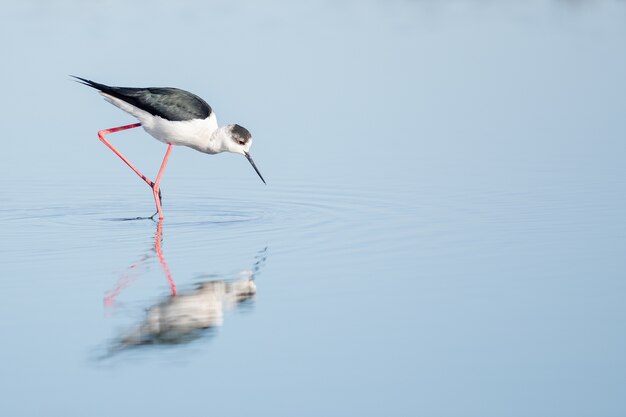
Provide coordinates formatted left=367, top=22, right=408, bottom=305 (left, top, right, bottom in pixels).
left=102, top=93, right=226, bottom=154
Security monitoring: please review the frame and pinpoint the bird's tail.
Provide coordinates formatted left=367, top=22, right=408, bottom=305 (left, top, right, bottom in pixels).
left=70, top=75, right=114, bottom=94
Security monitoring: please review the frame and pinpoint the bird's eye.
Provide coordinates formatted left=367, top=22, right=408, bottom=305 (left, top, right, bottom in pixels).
left=238, top=140, right=245, bottom=145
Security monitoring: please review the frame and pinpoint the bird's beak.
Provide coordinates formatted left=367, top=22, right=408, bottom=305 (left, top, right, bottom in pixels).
left=244, top=152, right=266, bottom=184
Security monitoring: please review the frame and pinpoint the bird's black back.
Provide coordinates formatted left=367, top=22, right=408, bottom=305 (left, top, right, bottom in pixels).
left=73, top=76, right=212, bottom=122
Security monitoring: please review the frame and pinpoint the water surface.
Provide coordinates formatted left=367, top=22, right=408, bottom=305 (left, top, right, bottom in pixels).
left=0, top=1, right=625, bottom=416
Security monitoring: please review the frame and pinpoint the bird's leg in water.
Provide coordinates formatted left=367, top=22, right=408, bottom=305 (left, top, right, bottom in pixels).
left=151, top=144, right=173, bottom=220
left=98, top=123, right=172, bottom=219
left=149, top=189, right=163, bottom=220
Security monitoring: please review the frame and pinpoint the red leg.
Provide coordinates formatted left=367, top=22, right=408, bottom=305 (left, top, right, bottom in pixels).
left=97, top=123, right=154, bottom=188
left=152, top=144, right=173, bottom=220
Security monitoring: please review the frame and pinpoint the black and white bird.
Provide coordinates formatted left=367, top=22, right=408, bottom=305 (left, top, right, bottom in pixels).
left=73, top=76, right=265, bottom=220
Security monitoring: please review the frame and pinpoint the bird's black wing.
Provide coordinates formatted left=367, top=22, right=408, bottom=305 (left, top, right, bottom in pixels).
left=72, top=76, right=212, bottom=121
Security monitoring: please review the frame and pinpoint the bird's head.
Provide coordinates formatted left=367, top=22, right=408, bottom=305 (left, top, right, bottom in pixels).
left=221, top=124, right=266, bottom=184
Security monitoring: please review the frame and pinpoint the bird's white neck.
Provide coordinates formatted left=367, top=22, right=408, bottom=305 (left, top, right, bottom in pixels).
left=187, top=112, right=224, bottom=154
left=198, top=126, right=232, bottom=154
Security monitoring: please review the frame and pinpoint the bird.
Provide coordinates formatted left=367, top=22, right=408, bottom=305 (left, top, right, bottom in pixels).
left=72, top=76, right=265, bottom=220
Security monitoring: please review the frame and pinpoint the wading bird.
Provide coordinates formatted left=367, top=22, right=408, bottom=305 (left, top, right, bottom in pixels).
left=73, top=76, right=265, bottom=219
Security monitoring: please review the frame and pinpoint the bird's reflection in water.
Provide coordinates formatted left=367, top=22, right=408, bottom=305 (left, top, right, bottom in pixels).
left=103, top=221, right=267, bottom=355
left=117, top=271, right=257, bottom=347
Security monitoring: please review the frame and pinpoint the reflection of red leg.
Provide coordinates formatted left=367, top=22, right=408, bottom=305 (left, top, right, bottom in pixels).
left=103, top=221, right=176, bottom=309
left=97, top=123, right=155, bottom=188
left=103, top=253, right=151, bottom=308
left=155, top=221, right=177, bottom=296
left=152, top=144, right=173, bottom=220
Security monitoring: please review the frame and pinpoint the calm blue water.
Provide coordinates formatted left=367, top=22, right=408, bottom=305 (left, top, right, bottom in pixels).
left=1, top=1, right=625, bottom=416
